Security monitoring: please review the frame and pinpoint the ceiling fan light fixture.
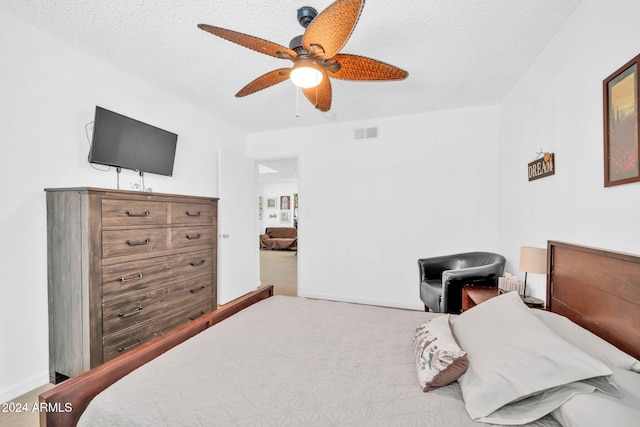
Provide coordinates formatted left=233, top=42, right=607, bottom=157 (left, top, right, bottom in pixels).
left=199, top=0, right=407, bottom=112
left=290, top=57, right=323, bottom=88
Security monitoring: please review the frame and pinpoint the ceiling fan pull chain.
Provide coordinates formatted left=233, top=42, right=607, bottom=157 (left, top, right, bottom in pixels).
left=296, top=87, right=300, bottom=118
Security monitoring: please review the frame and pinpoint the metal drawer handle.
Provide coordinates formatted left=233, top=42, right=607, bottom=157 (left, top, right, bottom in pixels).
left=118, top=272, right=143, bottom=282
left=118, top=338, right=144, bottom=353
left=189, top=311, right=206, bottom=321
left=186, top=233, right=203, bottom=240
left=118, top=304, right=144, bottom=318
left=185, top=211, right=202, bottom=217
left=125, top=210, right=150, bottom=217
left=125, top=238, right=150, bottom=246
left=190, top=285, right=207, bottom=294
left=189, top=259, right=206, bottom=267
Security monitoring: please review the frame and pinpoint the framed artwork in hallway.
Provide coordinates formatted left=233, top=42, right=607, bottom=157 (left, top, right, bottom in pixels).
left=280, top=196, right=291, bottom=210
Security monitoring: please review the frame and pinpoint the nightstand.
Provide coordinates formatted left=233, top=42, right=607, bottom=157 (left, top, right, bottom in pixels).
left=461, top=286, right=545, bottom=311
left=461, top=286, right=499, bottom=311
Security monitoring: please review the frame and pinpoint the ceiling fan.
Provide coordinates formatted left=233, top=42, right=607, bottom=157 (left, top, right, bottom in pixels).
left=197, top=0, right=408, bottom=112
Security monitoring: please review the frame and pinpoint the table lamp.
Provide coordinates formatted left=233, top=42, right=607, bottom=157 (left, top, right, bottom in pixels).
left=519, top=246, right=547, bottom=304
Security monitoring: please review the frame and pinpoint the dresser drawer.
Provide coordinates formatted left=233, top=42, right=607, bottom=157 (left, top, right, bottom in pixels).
left=164, top=275, right=214, bottom=309
left=102, top=199, right=168, bottom=227
left=102, top=249, right=213, bottom=300
left=102, top=228, right=168, bottom=259
left=170, top=226, right=213, bottom=249
left=102, top=287, right=168, bottom=337
left=171, top=298, right=214, bottom=326
left=102, top=276, right=213, bottom=337
left=102, top=323, right=161, bottom=363
left=171, top=202, right=216, bottom=225
left=172, top=249, right=213, bottom=278
left=102, top=256, right=169, bottom=301
left=102, top=298, right=213, bottom=362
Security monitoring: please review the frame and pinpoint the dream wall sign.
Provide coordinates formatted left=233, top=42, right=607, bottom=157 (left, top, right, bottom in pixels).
left=528, top=153, right=555, bottom=181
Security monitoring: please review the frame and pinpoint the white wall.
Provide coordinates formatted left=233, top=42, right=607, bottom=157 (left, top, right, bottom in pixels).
left=260, top=182, right=298, bottom=229
left=497, top=0, right=640, bottom=299
left=0, top=10, right=246, bottom=403
left=248, top=106, right=502, bottom=310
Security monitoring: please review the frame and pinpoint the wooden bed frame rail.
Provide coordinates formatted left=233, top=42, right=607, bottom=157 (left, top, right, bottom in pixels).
left=39, top=285, right=273, bottom=427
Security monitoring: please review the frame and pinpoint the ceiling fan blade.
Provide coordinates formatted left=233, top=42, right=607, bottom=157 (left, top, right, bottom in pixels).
left=198, top=24, right=297, bottom=60
left=328, top=54, right=408, bottom=81
left=302, top=72, right=332, bottom=111
left=235, top=68, right=291, bottom=97
left=302, top=0, right=364, bottom=59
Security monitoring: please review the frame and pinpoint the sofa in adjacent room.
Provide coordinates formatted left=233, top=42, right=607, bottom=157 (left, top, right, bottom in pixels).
left=259, top=227, right=298, bottom=250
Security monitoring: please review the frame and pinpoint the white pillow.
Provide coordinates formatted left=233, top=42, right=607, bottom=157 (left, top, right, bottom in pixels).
left=552, top=367, right=640, bottom=427
left=413, top=315, right=468, bottom=391
left=532, top=309, right=640, bottom=373
left=451, top=291, right=614, bottom=424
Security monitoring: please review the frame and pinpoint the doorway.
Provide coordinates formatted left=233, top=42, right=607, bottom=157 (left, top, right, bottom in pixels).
left=257, top=157, right=299, bottom=296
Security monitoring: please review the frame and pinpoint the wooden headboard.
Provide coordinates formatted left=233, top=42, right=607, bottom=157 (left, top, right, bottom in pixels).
left=547, top=241, right=640, bottom=359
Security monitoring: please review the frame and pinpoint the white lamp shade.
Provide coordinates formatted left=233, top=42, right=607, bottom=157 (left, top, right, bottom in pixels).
left=290, top=58, right=323, bottom=88
left=519, top=246, right=547, bottom=274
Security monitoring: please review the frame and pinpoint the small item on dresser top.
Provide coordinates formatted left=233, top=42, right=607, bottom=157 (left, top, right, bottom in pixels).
left=498, top=272, right=523, bottom=294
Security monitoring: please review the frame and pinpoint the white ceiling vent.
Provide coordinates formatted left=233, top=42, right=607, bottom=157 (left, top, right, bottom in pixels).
left=354, top=126, right=378, bottom=140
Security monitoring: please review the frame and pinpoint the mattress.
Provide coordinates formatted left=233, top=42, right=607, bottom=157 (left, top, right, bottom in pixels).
left=78, top=296, right=560, bottom=426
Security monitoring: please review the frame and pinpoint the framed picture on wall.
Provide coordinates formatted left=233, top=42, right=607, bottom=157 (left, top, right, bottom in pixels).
left=280, top=211, right=290, bottom=222
left=604, top=53, right=640, bottom=187
left=280, top=196, right=291, bottom=210
left=267, top=198, right=276, bottom=208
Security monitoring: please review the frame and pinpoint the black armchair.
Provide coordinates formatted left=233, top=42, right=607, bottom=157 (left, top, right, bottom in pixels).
left=418, top=252, right=506, bottom=313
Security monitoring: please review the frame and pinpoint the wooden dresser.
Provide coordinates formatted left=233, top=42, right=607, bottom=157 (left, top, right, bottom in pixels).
left=45, top=187, right=218, bottom=383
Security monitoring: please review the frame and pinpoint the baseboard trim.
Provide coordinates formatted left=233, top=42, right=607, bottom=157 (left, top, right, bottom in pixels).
left=0, top=372, right=49, bottom=404
left=297, top=291, right=423, bottom=311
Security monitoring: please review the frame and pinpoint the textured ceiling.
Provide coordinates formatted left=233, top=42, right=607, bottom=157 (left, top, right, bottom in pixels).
left=0, top=0, right=581, bottom=134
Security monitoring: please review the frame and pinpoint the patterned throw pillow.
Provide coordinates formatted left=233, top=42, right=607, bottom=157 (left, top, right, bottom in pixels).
left=413, top=315, right=469, bottom=392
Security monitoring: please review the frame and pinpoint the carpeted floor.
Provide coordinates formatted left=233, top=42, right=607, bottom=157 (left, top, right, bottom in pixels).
left=260, top=249, right=298, bottom=296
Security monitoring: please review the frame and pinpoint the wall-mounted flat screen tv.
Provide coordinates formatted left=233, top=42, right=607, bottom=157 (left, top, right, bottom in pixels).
left=88, top=106, right=178, bottom=176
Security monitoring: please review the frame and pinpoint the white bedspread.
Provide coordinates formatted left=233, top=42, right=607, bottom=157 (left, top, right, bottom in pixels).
left=79, top=296, right=560, bottom=426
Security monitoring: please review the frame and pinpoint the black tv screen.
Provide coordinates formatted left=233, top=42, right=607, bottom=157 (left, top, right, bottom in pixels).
left=88, top=106, right=177, bottom=176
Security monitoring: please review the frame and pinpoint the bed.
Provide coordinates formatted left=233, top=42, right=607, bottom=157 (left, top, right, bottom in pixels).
left=39, top=241, right=640, bottom=426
